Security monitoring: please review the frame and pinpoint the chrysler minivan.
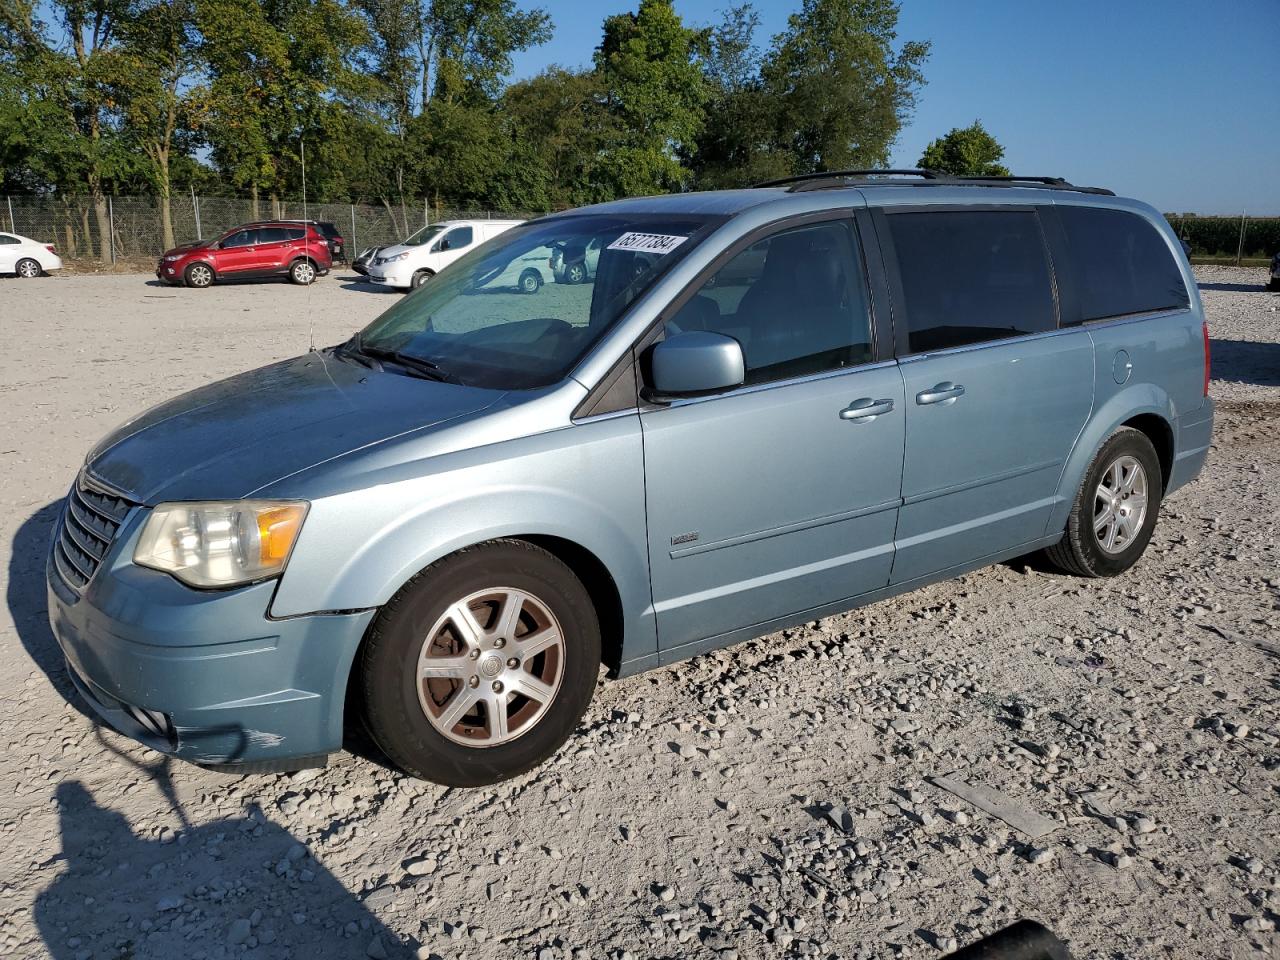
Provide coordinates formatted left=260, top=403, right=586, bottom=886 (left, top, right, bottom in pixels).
left=48, top=172, right=1214, bottom=786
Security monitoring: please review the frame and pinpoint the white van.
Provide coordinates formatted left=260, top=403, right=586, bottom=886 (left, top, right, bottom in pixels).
left=365, top=219, right=524, bottom=290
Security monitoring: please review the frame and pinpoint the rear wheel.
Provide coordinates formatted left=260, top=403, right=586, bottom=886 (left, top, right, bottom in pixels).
left=1267, top=277, right=1280, bottom=292
left=1044, top=427, right=1163, bottom=577
left=359, top=540, right=601, bottom=786
left=289, top=259, right=317, bottom=285
left=565, top=262, right=587, bottom=284
left=184, top=262, right=214, bottom=288
left=15, top=258, right=41, bottom=278
left=410, top=268, right=434, bottom=290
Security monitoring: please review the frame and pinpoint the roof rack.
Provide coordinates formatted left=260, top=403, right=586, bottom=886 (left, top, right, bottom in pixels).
left=752, top=169, right=1114, bottom=196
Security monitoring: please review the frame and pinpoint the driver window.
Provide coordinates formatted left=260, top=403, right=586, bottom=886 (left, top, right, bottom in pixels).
left=221, top=229, right=256, bottom=249
left=435, top=226, right=473, bottom=253
left=665, top=220, right=873, bottom=386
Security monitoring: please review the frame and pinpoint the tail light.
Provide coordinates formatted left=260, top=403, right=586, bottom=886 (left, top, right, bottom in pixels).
left=45, top=244, right=56, bottom=254
left=1202, top=320, right=1211, bottom=397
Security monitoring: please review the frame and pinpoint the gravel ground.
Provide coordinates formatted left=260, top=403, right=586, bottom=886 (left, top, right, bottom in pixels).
left=0, top=265, right=1278, bottom=960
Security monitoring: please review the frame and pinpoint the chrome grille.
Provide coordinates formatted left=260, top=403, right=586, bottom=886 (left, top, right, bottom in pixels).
left=53, top=473, right=135, bottom=592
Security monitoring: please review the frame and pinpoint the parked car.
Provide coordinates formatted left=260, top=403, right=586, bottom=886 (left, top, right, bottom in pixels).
left=0, top=231, right=62, bottom=277
left=365, top=219, right=523, bottom=289
left=1269, top=251, right=1279, bottom=291
left=50, top=173, right=1213, bottom=787
left=352, top=246, right=379, bottom=276
left=156, top=222, right=331, bottom=287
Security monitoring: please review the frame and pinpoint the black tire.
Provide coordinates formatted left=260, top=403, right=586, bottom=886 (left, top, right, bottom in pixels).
left=1044, top=427, right=1163, bottom=578
left=289, top=259, right=317, bottom=285
left=184, top=262, right=214, bottom=288
left=518, top=268, right=542, bottom=294
left=410, top=269, right=434, bottom=290
left=359, top=540, right=601, bottom=786
left=1267, top=278, right=1280, bottom=292
left=565, top=262, right=587, bottom=284
left=15, top=257, right=41, bottom=278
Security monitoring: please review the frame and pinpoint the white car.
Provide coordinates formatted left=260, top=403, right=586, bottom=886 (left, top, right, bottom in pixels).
left=365, top=219, right=523, bottom=290
left=0, top=231, right=63, bottom=278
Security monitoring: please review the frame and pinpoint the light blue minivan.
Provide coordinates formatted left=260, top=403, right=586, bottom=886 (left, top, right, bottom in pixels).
left=48, top=172, right=1214, bottom=785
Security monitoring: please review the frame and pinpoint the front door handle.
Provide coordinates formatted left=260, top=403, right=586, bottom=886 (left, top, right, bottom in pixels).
left=916, top=382, right=966, bottom=405
left=840, top=398, right=895, bottom=422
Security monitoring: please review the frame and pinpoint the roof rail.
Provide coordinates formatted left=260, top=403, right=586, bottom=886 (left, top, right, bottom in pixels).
left=752, top=169, right=1115, bottom=197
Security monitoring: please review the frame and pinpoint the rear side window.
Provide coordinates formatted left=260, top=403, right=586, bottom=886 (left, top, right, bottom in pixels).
left=0, top=234, right=19, bottom=245
left=1058, top=206, right=1189, bottom=321
left=286, top=227, right=307, bottom=241
left=257, top=227, right=289, bottom=244
left=888, top=210, right=1056, bottom=354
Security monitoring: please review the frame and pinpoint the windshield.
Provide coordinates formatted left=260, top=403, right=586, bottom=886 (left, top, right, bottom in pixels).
left=402, top=224, right=448, bottom=247
left=354, top=213, right=721, bottom=389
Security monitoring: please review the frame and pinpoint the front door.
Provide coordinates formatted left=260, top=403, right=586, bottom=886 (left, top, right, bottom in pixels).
left=879, top=208, right=1095, bottom=583
left=640, top=217, right=905, bottom=654
left=0, top=233, right=20, bottom=272
left=213, top=228, right=261, bottom=276
left=432, top=226, right=475, bottom=271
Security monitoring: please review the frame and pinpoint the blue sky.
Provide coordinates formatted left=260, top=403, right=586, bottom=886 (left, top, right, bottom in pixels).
left=511, top=0, right=1280, bottom=214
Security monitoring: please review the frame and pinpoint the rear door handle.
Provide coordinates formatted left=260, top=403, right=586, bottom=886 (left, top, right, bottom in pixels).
left=840, top=398, right=895, bottom=422
left=916, top=382, right=965, bottom=405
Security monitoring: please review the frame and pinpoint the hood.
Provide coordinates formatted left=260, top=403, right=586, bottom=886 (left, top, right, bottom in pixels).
left=161, top=240, right=210, bottom=257
left=86, top=353, right=505, bottom=503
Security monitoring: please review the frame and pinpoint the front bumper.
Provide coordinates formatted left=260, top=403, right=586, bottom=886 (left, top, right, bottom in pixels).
left=366, top=264, right=410, bottom=288
left=47, top=511, right=375, bottom=767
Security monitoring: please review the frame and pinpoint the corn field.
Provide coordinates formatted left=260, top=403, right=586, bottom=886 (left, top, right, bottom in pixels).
left=1, top=193, right=548, bottom=262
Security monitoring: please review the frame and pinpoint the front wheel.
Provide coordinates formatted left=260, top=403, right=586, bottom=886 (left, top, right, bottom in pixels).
left=359, top=540, right=601, bottom=786
left=184, top=262, right=214, bottom=288
left=15, top=258, right=41, bottom=278
left=410, top=269, right=434, bottom=290
left=519, top=268, right=542, bottom=294
left=1044, top=427, right=1163, bottom=577
left=565, top=262, right=588, bottom=284
left=289, top=259, right=317, bottom=285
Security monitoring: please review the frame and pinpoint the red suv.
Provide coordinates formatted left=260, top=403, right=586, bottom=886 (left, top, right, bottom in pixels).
left=156, top=222, right=332, bottom=288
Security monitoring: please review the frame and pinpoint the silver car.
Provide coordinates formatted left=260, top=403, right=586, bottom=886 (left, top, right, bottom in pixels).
left=47, top=174, right=1213, bottom=785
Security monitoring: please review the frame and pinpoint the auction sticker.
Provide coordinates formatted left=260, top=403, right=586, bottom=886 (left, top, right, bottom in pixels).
left=607, top=232, right=689, bottom=254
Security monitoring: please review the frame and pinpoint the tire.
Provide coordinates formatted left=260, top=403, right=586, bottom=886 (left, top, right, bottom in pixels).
left=359, top=540, right=601, bottom=786
left=15, top=258, right=41, bottom=278
left=184, top=262, right=214, bottom=288
left=1044, top=427, right=1163, bottom=578
left=565, top=262, right=587, bottom=284
left=289, top=259, right=317, bottom=285
left=519, top=268, right=542, bottom=294
left=410, top=269, right=434, bottom=290
left=1267, top=278, right=1280, bottom=292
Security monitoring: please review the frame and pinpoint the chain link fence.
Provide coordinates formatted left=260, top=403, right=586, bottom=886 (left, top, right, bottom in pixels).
left=1, top=193, right=548, bottom=263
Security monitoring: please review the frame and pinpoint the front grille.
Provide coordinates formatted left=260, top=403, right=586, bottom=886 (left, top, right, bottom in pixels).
left=53, top=472, right=136, bottom=592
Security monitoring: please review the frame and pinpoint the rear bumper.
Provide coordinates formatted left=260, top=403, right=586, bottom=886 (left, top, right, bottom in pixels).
left=1169, top=397, right=1214, bottom=494
left=47, top=524, right=375, bottom=767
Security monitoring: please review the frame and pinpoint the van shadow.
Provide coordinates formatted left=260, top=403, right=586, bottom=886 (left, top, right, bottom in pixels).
left=1210, top=338, right=1280, bottom=387
left=7, top=502, right=91, bottom=718
left=1198, top=281, right=1272, bottom=293
left=36, top=778, right=408, bottom=959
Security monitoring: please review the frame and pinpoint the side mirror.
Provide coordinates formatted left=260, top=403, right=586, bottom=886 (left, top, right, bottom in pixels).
left=647, top=331, right=744, bottom=399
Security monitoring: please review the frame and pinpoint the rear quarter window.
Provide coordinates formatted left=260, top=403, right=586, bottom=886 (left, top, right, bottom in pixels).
left=1058, top=206, right=1189, bottom=321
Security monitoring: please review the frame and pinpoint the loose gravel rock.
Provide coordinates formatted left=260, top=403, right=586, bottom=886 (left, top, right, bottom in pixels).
left=1, top=267, right=1278, bottom=958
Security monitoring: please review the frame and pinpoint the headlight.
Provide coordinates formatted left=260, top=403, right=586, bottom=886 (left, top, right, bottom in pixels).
left=163, top=255, right=181, bottom=262
left=384, top=252, right=409, bottom=263
left=134, top=500, right=308, bottom=588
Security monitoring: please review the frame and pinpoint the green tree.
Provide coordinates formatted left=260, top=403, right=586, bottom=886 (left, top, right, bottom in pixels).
left=594, top=0, right=708, bottom=196
left=114, top=0, right=203, bottom=249
left=918, top=119, right=1010, bottom=176
left=763, top=0, right=929, bottom=173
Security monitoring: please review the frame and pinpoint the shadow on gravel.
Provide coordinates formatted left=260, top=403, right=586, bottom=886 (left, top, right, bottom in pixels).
left=6, top=502, right=92, bottom=719
left=1211, top=338, right=1280, bottom=387
left=1198, top=281, right=1272, bottom=293
left=34, top=781, right=406, bottom=959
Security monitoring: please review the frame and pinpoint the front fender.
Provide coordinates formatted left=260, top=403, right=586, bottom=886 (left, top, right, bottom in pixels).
left=269, top=415, right=655, bottom=665
left=1044, top=382, right=1174, bottom=539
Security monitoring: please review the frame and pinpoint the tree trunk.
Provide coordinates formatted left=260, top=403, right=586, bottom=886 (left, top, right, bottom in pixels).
left=271, top=193, right=280, bottom=219
left=250, top=184, right=260, bottom=221
left=89, top=178, right=110, bottom=262
left=160, top=190, right=174, bottom=251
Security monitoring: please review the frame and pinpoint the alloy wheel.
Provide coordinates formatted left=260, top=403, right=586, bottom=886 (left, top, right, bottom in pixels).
left=1093, top=455, right=1148, bottom=553
left=16, top=259, right=39, bottom=278
left=293, top=262, right=316, bottom=284
left=416, top=587, right=565, bottom=747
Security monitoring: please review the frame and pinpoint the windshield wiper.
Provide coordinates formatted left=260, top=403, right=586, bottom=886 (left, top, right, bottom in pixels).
left=354, top=341, right=463, bottom=385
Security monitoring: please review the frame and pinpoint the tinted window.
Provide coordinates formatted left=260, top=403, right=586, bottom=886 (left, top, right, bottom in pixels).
left=1058, top=206, right=1189, bottom=321
left=666, top=220, right=872, bottom=385
left=438, top=227, right=473, bottom=251
left=221, top=230, right=256, bottom=248
left=285, top=227, right=307, bottom=241
left=315, top=222, right=340, bottom=239
left=0, top=234, right=19, bottom=245
left=888, top=211, right=1056, bottom=353
left=257, top=227, right=289, bottom=244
